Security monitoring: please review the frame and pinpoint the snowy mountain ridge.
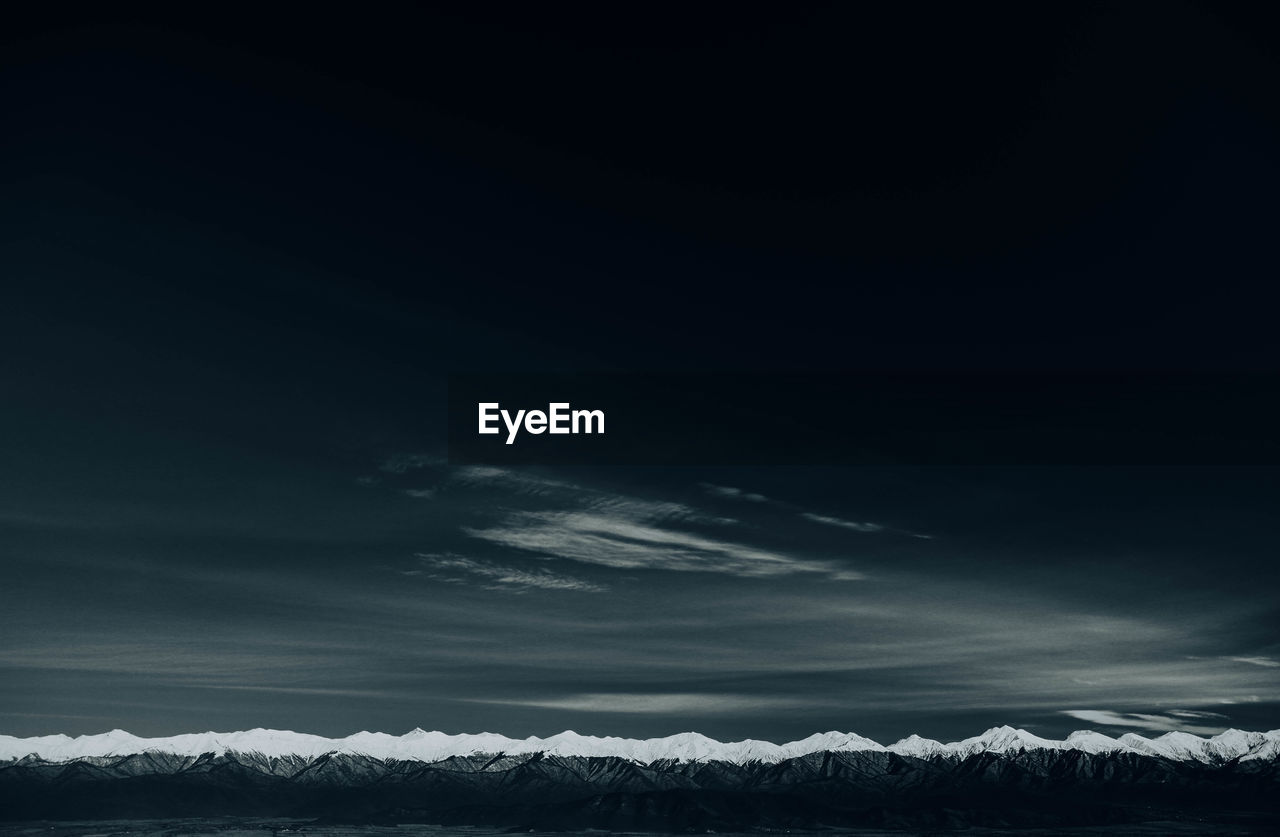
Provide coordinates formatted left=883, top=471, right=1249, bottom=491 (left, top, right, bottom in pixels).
left=3, top=725, right=1278, bottom=765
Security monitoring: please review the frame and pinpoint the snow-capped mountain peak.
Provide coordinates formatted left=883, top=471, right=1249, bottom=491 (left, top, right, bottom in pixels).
left=887, top=733, right=950, bottom=757
left=1062, top=729, right=1126, bottom=753
left=949, top=725, right=1060, bottom=756
left=3, top=726, right=1278, bottom=766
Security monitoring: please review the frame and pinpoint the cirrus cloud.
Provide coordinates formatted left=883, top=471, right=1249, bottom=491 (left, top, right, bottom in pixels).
left=1061, top=709, right=1228, bottom=735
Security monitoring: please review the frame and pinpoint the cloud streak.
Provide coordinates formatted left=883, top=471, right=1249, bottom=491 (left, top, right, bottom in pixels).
left=465, top=509, right=863, bottom=581
left=700, top=483, right=769, bottom=503
left=1061, top=709, right=1228, bottom=735
left=801, top=512, right=884, bottom=533
left=412, top=552, right=607, bottom=593
left=430, top=467, right=864, bottom=581
left=464, top=692, right=812, bottom=714
left=1226, top=656, right=1280, bottom=668
left=451, top=465, right=580, bottom=496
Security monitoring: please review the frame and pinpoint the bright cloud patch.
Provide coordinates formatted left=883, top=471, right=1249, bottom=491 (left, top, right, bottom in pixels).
left=465, top=509, right=862, bottom=581
left=1061, top=709, right=1228, bottom=735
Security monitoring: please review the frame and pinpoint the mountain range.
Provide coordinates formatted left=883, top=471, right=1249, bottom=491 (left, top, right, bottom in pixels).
left=4, top=725, right=1280, bottom=764
left=3, top=726, right=1278, bottom=830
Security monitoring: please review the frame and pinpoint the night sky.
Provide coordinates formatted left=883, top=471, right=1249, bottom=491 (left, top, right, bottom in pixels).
left=2, top=4, right=1278, bottom=744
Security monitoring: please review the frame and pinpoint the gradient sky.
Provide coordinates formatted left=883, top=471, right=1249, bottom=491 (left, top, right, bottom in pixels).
left=1, top=5, right=1278, bottom=744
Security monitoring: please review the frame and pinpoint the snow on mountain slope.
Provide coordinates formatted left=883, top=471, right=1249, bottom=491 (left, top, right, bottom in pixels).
left=2, top=726, right=1277, bottom=765
left=1063, top=730, right=1129, bottom=754
left=949, top=725, right=1063, bottom=757
left=887, top=734, right=950, bottom=758
left=779, top=731, right=886, bottom=758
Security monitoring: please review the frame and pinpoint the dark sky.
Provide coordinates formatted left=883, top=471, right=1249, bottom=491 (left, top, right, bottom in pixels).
left=1, top=3, right=1278, bottom=744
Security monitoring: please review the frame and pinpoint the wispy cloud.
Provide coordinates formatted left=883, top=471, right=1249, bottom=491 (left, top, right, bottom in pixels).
left=404, top=488, right=436, bottom=499
left=801, top=511, right=935, bottom=539
left=801, top=512, right=884, bottom=533
left=412, top=552, right=607, bottom=593
left=584, top=495, right=734, bottom=526
left=695, top=483, right=934, bottom=540
left=451, top=465, right=580, bottom=495
left=700, top=483, right=769, bottom=503
left=359, top=452, right=446, bottom=487
left=194, top=684, right=395, bottom=697
left=464, top=692, right=810, bottom=714
left=1061, top=709, right=1228, bottom=735
left=465, top=509, right=863, bottom=581
left=433, top=465, right=862, bottom=580
left=1225, top=656, right=1280, bottom=668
